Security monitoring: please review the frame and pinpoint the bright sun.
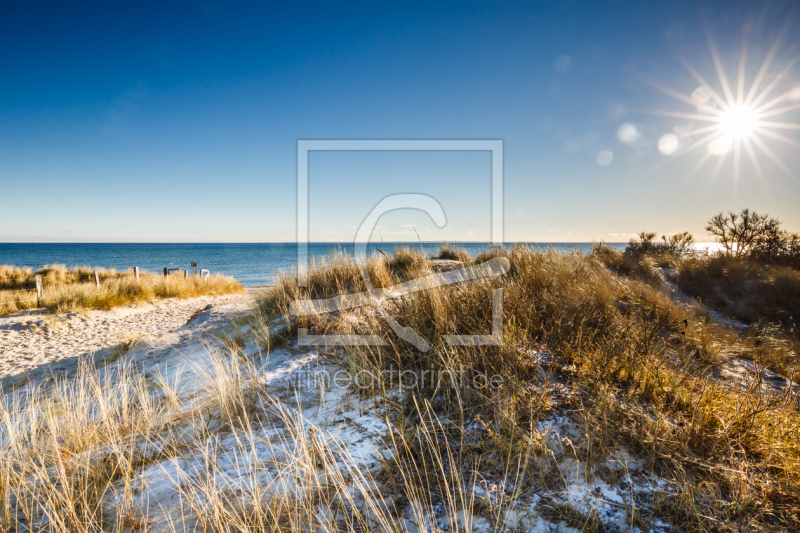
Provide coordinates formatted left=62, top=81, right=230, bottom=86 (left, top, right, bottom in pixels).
left=643, top=27, right=800, bottom=184
left=719, top=105, right=760, bottom=139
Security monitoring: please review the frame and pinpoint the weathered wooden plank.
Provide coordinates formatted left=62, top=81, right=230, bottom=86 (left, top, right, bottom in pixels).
left=35, top=275, right=43, bottom=307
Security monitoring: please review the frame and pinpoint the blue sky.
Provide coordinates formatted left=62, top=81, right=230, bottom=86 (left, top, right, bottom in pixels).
left=1, top=0, right=798, bottom=243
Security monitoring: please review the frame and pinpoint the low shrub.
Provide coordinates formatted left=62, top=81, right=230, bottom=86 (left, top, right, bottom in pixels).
left=678, top=255, right=800, bottom=335
left=590, top=242, right=663, bottom=284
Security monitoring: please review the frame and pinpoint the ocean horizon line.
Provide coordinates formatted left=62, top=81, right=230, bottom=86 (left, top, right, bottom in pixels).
left=0, top=241, right=716, bottom=245
left=0, top=242, right=721, bottom=286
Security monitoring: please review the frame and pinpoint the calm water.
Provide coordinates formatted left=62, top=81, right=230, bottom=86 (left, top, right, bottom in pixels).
left=0, top=243, right=627, bottom=287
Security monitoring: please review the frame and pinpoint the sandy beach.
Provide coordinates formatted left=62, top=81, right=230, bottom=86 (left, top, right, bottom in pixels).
left=0, top=289, right=266, bottom=381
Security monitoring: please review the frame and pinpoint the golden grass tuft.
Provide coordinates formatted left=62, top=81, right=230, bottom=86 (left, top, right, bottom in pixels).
left=433, top=243, right=474, bottom=264
left=0, top=264, right=244, bottom=315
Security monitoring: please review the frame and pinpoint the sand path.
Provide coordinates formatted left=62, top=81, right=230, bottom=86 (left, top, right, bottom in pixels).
left=0, top=289, right=264, bottom=380
left=0, top=286, right=394, bottom=533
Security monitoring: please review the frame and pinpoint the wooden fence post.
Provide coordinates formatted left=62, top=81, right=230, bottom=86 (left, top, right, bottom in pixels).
left=184, top=270, right=188, bottom=278
left=35, top=275, right=43, bottom=307
left=133, top=266, right=139, bottom=281
left=94, top=271, right=100, bottom=288
left=164, top=268, right=168, bottom=277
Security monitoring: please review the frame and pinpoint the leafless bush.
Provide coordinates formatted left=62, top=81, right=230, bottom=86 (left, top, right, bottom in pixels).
left=707, top=208, right=799, bottom=266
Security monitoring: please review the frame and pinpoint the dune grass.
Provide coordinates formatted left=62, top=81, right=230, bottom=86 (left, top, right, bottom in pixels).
left=0, top=347, right=502, bottom=533
left=1, top=246, right=798, bottom=532
left=433, top=243, right=474, bottom=264
left=0, top=264, right=244, bottom=316
left=262, top=245, right=800, bottom=531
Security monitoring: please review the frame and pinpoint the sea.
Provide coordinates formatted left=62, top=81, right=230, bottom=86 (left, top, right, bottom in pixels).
left=0, top=243, right=627, bottom=287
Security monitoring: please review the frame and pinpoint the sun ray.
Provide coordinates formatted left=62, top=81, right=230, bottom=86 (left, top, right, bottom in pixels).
left=733, top=137, right=742, bottom=190
left=758, top=121, right=800, bottom=131
left=755, top=85, right=800, bottom=116
left=706, top=149, right=728, bottom=190
left=637, top=109, right=722, bottom=122
left=750, top=52, right=800, bottom=110
left=744, top=21, right=788, bottom=106
left=749, top=133, right=796, bottom=178
left=742, top=134, right=768, bottom=188
left=642, top=78, right=724, bottom=115
left=736, top=39, right=747, bottom=106
left=678, top=56, right=729, bottom=110
left=690, top=124, right=727, bottom=136
left=752, top=127, right=800, bottom=148
left=675, top=131, right=727, bottom=160
left=646, top=130, right=726, bottom=175
left=758, top=102, right=800, bottom=119
left=678, top=150, right=714, bottom=190
left=706, top=34, right=736, bottom=105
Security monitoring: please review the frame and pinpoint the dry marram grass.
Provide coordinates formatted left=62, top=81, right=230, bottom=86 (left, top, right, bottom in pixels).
left=1, top=246, right=798, bottom=532
left=0, top=264, right=244, bottom=315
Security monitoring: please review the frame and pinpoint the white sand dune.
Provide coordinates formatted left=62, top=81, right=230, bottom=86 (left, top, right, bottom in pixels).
left=0, top=291, right=259, bottom=381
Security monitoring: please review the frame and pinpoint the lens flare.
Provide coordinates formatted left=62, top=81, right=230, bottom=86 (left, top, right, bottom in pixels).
left=596, top=150, right=614, bottom=166
left=691, top=86, right=712, bottom=104
left=658, top=134, right=681, bottom=155
left=616, top=124, right=641, bottom=144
